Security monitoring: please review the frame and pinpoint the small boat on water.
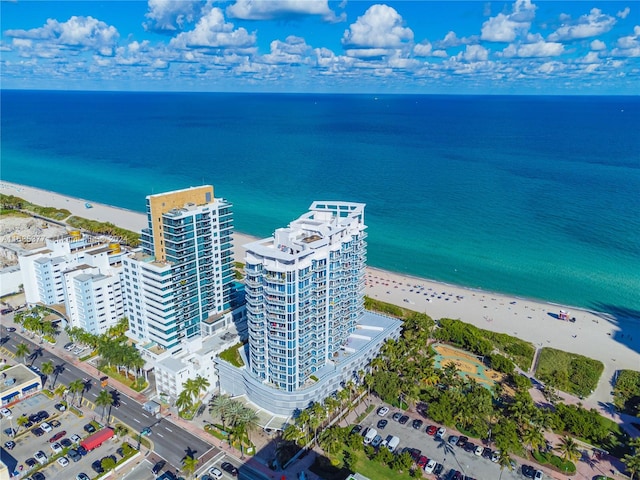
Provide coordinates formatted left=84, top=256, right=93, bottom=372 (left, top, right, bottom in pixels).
left=85, top=202, right=93, bottom=209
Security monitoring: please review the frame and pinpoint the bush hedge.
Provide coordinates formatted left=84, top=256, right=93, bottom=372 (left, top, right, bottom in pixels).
left=536, top=348, right=603, bottom=397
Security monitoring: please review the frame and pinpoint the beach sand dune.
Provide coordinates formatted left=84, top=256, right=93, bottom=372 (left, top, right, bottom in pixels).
left=2, top=181, right=639, bottom=411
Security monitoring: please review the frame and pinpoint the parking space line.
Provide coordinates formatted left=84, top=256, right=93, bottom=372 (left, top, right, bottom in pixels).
left=133, top=418, right=140, bottom=423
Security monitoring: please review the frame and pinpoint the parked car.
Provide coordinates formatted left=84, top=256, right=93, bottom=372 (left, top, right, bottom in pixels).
left=534, top=470, right=544, bottom=480
left=392, top=412, right=402, bottom=422
left=464, top=442, right=476, bottom=453
left=91, top=460, right=104, bottom=474
left=456, top=435, right=468, bottom=447
left=70, top=434, right=81, bottom=443
left=68, top=449, right=82, bottom=462
left=32, top=427, right=45, bottom=437
left=435, top=427, right=446, bottom=439
left=482, top=447, right=492, bottom=459
left=0, top=407, right=12, bottom=418
left=208, top=467, right=223, bottom=479
left=417, top=455, right=428, bottom=468
left=376, top=419, right=388, bottom=429
left=425, top=425, right=437, bottom=436
left=4, top=441, right=15, bottom=450
left=41, top=422, right=53, bottom=433
left=61, top=438, right=72, bottom=448
left=491, top=450, right=501, bottom=463
left=83, top=423, right=96, bottom=433
left=370, top=434, right=383, bottom=448
left=50, top=442, right=63, bottom=454
left=377, top=406, right=389, bottom=416
left=424, top=459, right=437, bottom=474
left=220, top=462, right=238, bottom=476
left=399, top=415, right=409, bottom=425
left=34, top=450, right=48, bottom=465
left=350, top=425, right=362, bottom=435
left=37, top=410, right=49, bottom=421
left=448, top=435, right=459, bottom=445
left=57, top=457, right=69, bottom=467
left=521, top=465, right=536, bottom=478
left=32, top=473, right=45, bottom=480
left=54, top=403, right=66, bottom=412
left=412, top=419, right=423, bottom=430
left=433, top=463, right=444, bottom=475
left=49, top=430, right=67, bottom=443
left=152, top=460, right=166, bottom=475
left=77, top=445, right=88, bottom=456
left=474, top=445, right=483, bottom=456
left=76, top=474, right=90, bottom=480
left=64, top=342, right=75, bottom=350
left=25, top=457, right=37, bottom=468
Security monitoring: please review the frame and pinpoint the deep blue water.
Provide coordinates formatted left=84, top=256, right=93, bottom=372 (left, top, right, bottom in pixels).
left=2, top=90, right=639, bottom=315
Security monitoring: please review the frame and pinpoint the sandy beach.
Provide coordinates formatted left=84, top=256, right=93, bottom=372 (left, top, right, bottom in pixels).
left=2, top=181, right=639, bottom=412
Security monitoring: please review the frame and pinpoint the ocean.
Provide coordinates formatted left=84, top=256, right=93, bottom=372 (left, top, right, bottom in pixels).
left=2, top=90, right=639, bottom=316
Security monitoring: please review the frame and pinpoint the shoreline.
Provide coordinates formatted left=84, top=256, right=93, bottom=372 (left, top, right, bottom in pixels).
left=2, top=180, right=639, bottom=409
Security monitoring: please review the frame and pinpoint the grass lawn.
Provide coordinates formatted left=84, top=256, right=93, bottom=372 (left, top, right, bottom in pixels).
left=535, top=347, right=603, bottom=397
left=310, top=449, right=418, bottom=480
left=219, top=342, right=245, bottom=367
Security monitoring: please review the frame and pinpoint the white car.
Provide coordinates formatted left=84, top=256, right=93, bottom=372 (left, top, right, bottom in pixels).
left=424, top=459, right=437, bottom=474
left=0, top=408, right=12, bottom=418
left=34, top=450, right=48, bottom=465
left=41, top=422, right=53, bottom=433
left=377, top=406, right=389, bottom=417
left=474, top=445, right=483, bottom=456
left=70, top=434, right=81, bottom=443
left=435, top=427, right=446, bottom=439
left=57, top=456, right=69, bottom=467
left=51, top=442, right=63, bottom=454
left=534, top=470, right=544, bottom=480
left=208, top=467, right=223, bottom=479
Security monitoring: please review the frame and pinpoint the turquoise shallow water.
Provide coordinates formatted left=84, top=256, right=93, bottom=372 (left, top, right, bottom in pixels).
left=2, top=91, right=639, bottom=316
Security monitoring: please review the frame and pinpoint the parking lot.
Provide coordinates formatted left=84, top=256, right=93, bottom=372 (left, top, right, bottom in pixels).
left=358, top=404, right=527, bottom=480
left=1, top=393, right=135, bottom=479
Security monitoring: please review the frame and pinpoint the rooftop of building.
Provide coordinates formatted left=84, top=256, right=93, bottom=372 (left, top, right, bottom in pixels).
left=0, top=364, right=41, bottom=395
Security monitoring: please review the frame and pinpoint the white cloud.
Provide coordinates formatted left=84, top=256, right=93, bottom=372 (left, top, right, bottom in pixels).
left=617, top=7, right=630, bottom=19
left=502, top=41, right=564, bottom=57
left=481, top=0, right=537, bottom=42
left=577, top=51, right=601, bottom=63
left=611, top=25, right=640, bottom=57
left=342, top=4, right=413, bottom=49
left=5, top=16, right=119, bottom=55
left=590, top=39, right=606, bottom=51
left=261, top=36, right=311, bottom=65
left=413, top=42, right=432, bottom=57
left=548, top=8, right=617, bottom=42
left=438, top=31, right=464, bottom=48
left=458, top=45, right=489, bottom=62
left=144, top=0, right=201, bottom=32
left=227, top=0, right=344, bottom=23
left=170, top=8, right=255, bottom=49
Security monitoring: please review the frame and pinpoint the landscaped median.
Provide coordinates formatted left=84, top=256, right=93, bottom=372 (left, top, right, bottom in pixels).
left=531, top=450, right=576, bottom=476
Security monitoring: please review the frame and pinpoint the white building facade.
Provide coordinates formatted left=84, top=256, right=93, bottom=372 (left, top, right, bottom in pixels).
left=18, top=234, right=126, bottom=334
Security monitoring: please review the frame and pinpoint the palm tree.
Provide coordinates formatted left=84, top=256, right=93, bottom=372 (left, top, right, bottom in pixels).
left=95, top=389, right=114, bottom=421
left=209, top=395, right=232, bottom=431
left=193, top=375, right=210, bottom=399
left=237, top=406, right=260, bottom=451
left=319, top=426, right=342, bottom=458
left=176, top=390, right=194, bottom=415
left=522, top=427, right=546, bottom=454
left=68, top=379, right=85, bottom=407
left=282, top=424, right=304, bottom=445
left=16, top=415, right=30, bottom=431
left=15, top=343, right=30, bottom=364
left=624, top=437, right=640, bottom=480
left=555, top=436, right=581, bottom=463
left=182, top=455, right=198, bottom=480
left=40, top=361, right=54, bottom=388
left=497, top=451, right=514, bottom=480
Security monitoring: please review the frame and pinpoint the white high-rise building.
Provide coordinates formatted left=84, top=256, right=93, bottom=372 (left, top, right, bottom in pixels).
left=18, top=234, right=126, bottom=334
left=217, top=202, right=402, bottom=416
left=244, top=201, right=367, bottom=392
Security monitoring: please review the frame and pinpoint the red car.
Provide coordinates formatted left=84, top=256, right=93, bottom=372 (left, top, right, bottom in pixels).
left=417, top=456, right=428, bottom=468
left=425, top=425, right=437, bottom=436
left=49, top=431, right=67, bottom=443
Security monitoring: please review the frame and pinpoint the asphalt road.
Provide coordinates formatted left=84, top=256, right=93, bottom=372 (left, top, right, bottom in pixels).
left=0, top=324, right=216, bottom=470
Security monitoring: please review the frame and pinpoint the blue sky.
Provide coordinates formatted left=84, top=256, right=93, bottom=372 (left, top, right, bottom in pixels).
left=1, top=1, right=638, bottom=94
